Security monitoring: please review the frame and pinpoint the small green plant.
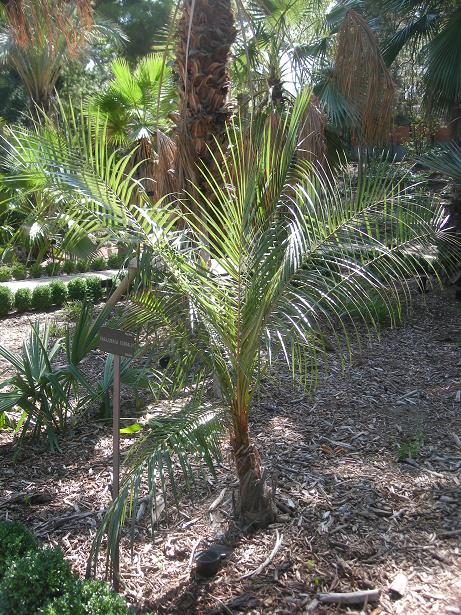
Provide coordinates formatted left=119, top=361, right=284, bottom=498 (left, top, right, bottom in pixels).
left=86, top=276, right=103, bottom=302
left=15, top=288, right=32, bottom=312
left=32, top=285, right=53, bottom=310
left=107, top=253, right=124, bottom=269
left=0, top=266, right=12, bottom=282
left=397, top=433, right=424, bottom=461
left=11, top=264, right=27, bottom=280
left=29, top=263, right=43, bottom=278
left=0, top=521, right=38, bottom=579
left=76, top=259, right=89, bottom=273
left=0, top=547, right=74, bottom=615
left=67, top=278, right=87, bottom=300
left=50, top=280, right=68, bottom=306
left=90, top=255, right=106, bottom=271
left=38, top=579, right=130, bottom=615
left=62, top=300, right=84, bottom=322
left=45, top=262, right=61, bottom=277
left=0, top=286, right=14, bottom=316
left=62, top=260, right=76, bottom=275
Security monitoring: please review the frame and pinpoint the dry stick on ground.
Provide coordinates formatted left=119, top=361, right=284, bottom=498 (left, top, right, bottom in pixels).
left=317, top=589, right=381, bottom=605
left=238, top=530, right=283, bottom=580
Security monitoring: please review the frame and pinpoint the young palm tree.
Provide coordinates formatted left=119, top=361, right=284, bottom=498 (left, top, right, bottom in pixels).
left=1, top=92, right=453, bottom=575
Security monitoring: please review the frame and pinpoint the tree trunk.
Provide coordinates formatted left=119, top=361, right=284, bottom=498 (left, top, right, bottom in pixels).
left=231, top=411, right=276, bottom=529
left=174, top=0, right=236, bottom=206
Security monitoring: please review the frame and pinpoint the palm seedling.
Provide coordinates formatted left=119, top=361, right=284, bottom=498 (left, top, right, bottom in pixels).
left=0, top=92, right=454, bottom=575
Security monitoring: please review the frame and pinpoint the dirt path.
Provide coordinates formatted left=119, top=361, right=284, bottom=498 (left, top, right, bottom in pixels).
left=0, top=288, right=460, bottom=614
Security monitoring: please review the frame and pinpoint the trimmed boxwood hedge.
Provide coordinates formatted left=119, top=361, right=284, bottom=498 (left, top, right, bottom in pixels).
left=67, top=278, right=87, bottom=300
left=50, top=281, right=68, bottom=306
left=0, top=286, right=14, bottom=316
left=15, top=288, right=32, bottom=312
left=0, top=266, right=12, bottom=282
left=11, top=264, right=27, bottom=280
left=32, top=285, right=53, bottom=310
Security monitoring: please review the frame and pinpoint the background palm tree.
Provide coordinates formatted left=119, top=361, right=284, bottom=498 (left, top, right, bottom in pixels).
left=0, top=0, right=112, bottom=116
left=173, top=0, right=236, bottom=205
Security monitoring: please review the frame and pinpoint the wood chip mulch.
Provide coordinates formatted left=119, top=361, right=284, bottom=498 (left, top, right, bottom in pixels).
left=0, top=288, right=460, bottom=614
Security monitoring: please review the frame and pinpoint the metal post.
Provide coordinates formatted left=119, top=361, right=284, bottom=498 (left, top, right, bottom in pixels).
left=112, top=353, right=121, bottom=591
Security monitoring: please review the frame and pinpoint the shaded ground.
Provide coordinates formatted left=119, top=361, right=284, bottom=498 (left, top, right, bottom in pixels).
left=0, top=288, right=460, bottom=614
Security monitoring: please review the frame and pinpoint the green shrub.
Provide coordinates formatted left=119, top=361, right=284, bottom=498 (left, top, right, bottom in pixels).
left=67, top=278, right=87, bottom=301
left=62, top=301, right=84, bottom=322
left=107, top=253, right=124, bottom=269
left=29, top=263, right=43, bottom=278
left=0, top=266, right=12, bottom=282
left=76, top=259, right=89, bottom=273
left=86, top=276, right=103, bottom=302
left=15, top=288, right=32, bottom=312
left=62, top=260, right=76, bottom=275
left=0, top=286, right=14, bottom=316
left=90, top=255, right=106, bottom=271
left=38, top=579, right=130, bottom=615
left=11, top=264, right=27, bottom=280
left=50, top=280, right=68, bottom=306
left=0, top=547, right=74, bottom=615
left=0, top=521, right=38, bottom=579
left=32, top=285, right=53, bottom=310
left=45, top=262, right=61, bottom=277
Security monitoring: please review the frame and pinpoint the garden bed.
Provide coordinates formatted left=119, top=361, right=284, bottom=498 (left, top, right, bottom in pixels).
left=0, top=288, right=460, bottom=614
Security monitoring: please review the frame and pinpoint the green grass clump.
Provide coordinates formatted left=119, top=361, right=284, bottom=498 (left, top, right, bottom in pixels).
left=11, top=264, right=27, bottom=280
left=62, top=260, right=76, bottom=275
left=107, top=253, right=124, bottom=269
left=15, top=288, right=32, bottom=312
left=0, top=286, right=14, bottom=316
left=0, top=266, right=12, bottom=282
left=29, top=263, right=43, bottom=278
left=0, top=548, right=74, bottom=615
left=32, top=285, right=53, bottom=310
left=86, top=276, right=103, bottom=302
left=45, top=262, right=61, bottom=277
left=76, top=259, right=89, bottom=273
left=90, top=256, right=106, bottom=271
left=67, top=278, right=87, bottom=301
left=0, top=521, right=37, bottom=579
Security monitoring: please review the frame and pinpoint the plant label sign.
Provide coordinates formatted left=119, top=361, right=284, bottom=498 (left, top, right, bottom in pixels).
left=99, top=327, right=135, bottom=357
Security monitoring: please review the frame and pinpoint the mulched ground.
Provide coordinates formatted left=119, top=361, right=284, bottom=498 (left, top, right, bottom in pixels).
left=0, top=287, right=460, bottom=614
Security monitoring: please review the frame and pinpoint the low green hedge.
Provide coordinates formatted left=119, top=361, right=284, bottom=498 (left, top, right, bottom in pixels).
left=0, top=276, right=107, bottom=316
left=0, top=286, right=14, bottom=316
left=0, top=266, right=12, bottom=282
left=32, top=285, right=53, bottom=310
left=15, top=288, right=32, bottom=312
left=68, top=278, right=88, bottom=300
left=29, top=263, right=43, bottom=278
left=0, top=521, right=132, bottom=615
left=11, top=264, right=27, bottom=280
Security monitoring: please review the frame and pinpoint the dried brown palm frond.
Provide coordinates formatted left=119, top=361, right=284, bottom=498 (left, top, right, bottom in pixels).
left=333, top=10, right=394, bottom=146
left=173, top=0, right=236, bottom=204
left=298, top=94, right=327, bottom=168
left=5, top=0, right=93, bottom=56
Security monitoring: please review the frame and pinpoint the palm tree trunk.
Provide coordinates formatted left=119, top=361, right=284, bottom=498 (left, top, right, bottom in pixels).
left=230, top=399, right=276, bottom=529
left=174, top=0, right=236, bottom=205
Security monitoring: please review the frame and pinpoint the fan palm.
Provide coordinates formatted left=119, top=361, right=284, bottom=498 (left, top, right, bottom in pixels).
left=93, top=54, right=177, bottom=195
left=381, top=0, right=461, bottom=121
left=0, top=92, right=453, bottom=572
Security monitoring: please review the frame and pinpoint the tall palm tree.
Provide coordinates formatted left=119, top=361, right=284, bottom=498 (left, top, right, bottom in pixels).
left=173, top=0, right=236, bottom=204
left=3, top=94, right=453, bottom=574
left=0, top=0, right=107, bottom=115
